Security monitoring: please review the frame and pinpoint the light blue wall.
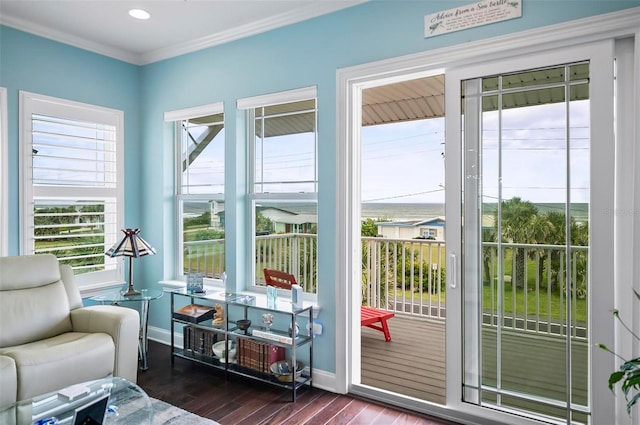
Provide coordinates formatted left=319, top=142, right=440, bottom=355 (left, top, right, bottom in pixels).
left=2, top=1, right=638, bottom=374
left=0, top=28, right=142, bottom=250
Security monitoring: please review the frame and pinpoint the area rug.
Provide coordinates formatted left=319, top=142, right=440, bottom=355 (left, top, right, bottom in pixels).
left=116, top=396, right=220, bottom=424
left=150, top=398, right=220, bottom=425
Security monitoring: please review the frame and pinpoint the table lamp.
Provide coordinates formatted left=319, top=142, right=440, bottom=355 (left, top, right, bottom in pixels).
left=105, top=228, right=156, bottom=296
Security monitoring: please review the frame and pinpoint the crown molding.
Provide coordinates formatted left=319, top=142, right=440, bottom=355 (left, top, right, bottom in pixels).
left=0, top=15, right=140, bottom=64
left=1, top=1, right=367, bottom=66
left=139, top=1, right=367, bottom=65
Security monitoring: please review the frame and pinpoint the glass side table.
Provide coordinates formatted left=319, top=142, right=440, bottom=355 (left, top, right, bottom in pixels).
left=0, top=377, right=152, bottom=424
left=91, top=287, right=164, bottom=371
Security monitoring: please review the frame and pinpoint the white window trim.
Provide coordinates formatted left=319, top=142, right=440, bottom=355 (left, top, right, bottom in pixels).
left=239, top=87, right=319, bottom=298
left=19, top=91, right=125, bottom=287
left=164, top=102, right=224, bottom=122
left=0, top=87, right=7, bottom=256
left=236, top=86, right=316, bottom=110
left=165, top=102, right=225, bottom=284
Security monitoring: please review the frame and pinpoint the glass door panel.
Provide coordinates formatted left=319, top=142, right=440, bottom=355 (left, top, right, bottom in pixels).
left=454, top=50, right=613, bottom=424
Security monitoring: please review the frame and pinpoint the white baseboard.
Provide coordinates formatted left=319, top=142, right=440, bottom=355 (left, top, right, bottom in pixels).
left=147, top=325, right=341, bottom=394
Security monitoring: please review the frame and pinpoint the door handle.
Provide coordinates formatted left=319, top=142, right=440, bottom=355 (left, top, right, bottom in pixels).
left=449, top=252, right=457, bottom=289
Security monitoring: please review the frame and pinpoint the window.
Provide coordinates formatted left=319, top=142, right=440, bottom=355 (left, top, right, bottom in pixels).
left=239, top=87, right=318, bottom=294
left=421, top=228, right=437, bottom=239
left=0, top=87, right=7, bottom=256
left=166, top=103, right=225, bottom=282
left=20, top=92, right=124, bottom=286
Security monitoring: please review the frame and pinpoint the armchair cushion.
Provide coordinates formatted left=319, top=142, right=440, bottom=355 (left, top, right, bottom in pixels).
left=70, top=306, right=139, bottom=383
left=0, top=333, right=114, bottom=400
left=0, top=356, right=16, bottom=407
left=0, top=256, right=72, bottom=347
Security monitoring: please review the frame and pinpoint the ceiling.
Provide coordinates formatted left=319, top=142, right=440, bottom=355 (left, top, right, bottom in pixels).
left=0, top=0, right=366, bottom=65
left=1, top=2, right=583, bottom=128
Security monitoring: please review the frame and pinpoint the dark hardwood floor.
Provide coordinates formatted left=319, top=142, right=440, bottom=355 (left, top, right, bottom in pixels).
left=137, top=341, right=460, bottom=425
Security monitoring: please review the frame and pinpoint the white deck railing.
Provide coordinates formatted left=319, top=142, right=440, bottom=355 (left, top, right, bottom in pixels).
left=184, top=234, right=588, bottom=339
left=362, top=237, right=447, bottom=319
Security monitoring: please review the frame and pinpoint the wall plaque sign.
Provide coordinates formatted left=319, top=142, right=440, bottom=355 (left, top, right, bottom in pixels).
left=425, top=0, right=522, bottom=38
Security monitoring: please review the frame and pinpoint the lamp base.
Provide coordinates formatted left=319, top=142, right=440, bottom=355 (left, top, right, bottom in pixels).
left=122, top=285, right=141, bottom=297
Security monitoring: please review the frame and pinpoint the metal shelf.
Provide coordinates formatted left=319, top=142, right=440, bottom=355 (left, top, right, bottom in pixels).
left=170, top=290, right=313, bottom=402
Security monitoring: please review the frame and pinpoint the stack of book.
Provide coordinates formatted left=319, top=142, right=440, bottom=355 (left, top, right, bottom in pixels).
left=183, top=325, right=217, bottom=356
left=236, top=337, right=284, bottom=373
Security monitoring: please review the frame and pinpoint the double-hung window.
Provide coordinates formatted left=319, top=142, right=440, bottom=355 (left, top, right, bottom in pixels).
left=238, top=87, right=318, bottom=295
left=166, top=103, right=225, bottom=282
left=20, top=92, right=124, bottom=287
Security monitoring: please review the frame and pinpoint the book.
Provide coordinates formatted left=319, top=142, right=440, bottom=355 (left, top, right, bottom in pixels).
left=173, top=304, right=215, bottom=323
left=251, top=329, right=293, bottom=345
left=236, top=337, right=285, bottom=372
left=183, top=325, right=218, bottom=356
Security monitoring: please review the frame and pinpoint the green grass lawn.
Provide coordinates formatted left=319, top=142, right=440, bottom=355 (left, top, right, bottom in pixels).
left=394, top=283, right=587, bottom=323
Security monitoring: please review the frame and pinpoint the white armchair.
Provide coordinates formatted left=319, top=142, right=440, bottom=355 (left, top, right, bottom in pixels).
left=0, top=254, right=140, bottom=406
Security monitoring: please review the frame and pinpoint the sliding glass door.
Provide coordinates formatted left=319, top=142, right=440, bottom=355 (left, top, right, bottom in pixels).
left=445, top=41, right=615, bottom=424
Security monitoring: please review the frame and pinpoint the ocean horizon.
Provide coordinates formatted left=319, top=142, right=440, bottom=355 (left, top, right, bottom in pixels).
left=185, top=201, right=587, bottom=222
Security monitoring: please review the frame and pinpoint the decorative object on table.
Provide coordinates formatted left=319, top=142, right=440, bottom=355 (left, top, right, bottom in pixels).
left=212, top=304, right=225, bottom=326
left=270, top=359, right=304, bottom=382
left=105, top=228, right=156, bottom=297
left=288, top=322, right=300, bottom=339
left=235, top=319, right=251, bottom=335
left=186, top=273, right=204, bottom=293
left=262, top=313, right=274, bottom=332
left=235, top=294, right=256, bottom=305
left=291, top=283, right=303, bottom=309
left=212, top=340, right=235, bottom=363
left=266, top=285, right=278, bottom=308
left=173, top=304, right=215, bottom=323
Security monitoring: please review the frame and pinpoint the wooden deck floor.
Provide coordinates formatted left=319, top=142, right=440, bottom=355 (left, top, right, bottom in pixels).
left=360, top=314, right=588, bottom=416
left=361, top=315, right=446, bottom=404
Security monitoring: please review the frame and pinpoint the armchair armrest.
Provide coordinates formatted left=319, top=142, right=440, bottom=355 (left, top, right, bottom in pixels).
left=70, top=305, right=140, bottom=383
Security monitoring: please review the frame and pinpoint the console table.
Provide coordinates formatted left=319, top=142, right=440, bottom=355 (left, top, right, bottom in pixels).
left=170, top=288, right=313, bottom=401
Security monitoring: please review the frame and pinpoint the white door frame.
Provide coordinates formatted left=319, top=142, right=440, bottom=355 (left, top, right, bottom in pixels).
left=335, top=8, right=639, bottom=425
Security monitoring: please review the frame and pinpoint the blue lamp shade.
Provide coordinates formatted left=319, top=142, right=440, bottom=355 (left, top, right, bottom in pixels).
left=105, top=229, right=156, bottom=296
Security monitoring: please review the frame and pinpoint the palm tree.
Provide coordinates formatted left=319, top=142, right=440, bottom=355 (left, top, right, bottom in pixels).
left=497, top=197, right=538, bottom=288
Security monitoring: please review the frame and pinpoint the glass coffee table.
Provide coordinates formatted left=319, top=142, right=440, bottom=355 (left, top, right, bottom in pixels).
left=0, top=377, right=152, bottom=424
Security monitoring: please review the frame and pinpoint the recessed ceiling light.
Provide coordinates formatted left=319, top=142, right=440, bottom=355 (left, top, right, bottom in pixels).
left=129, top=9, right=151, bottom=20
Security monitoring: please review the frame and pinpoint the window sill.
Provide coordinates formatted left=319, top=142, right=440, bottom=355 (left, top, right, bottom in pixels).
left=80, top=281, right=125, bottom=298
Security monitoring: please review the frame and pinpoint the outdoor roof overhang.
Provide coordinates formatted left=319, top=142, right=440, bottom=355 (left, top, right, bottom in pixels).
left=185, top=64, right=589, bottom=152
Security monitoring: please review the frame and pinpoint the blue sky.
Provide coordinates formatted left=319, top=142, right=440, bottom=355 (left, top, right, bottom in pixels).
left=361, top=99, right=589, bottom=205
left=184, top=97, right=589, bottom=206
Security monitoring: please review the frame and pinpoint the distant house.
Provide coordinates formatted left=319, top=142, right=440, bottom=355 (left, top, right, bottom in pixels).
left=376, top=215, right=495, bottom=241
left=209, top=201, right=223, bottom=230
left=376, top=217, right=446, bottom=240
left=258, top=207, right=317, bottom=234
